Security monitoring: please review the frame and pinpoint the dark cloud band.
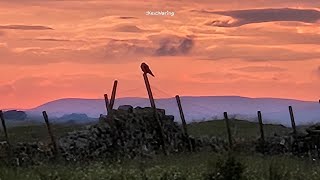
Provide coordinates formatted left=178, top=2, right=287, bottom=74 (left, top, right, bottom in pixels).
left=0, top=25, right=53, bottom=30
left=201, top=8, right=320, bottom=27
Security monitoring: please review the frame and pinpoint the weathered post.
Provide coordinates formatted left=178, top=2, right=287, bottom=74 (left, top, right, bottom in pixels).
left=288, top=106, right=297, bottom=136
left=0, top=110, right=10, bottom=146
left=175, top=95, right=192, bottom=151
left=257, top=111, right=265, bottom=143
left=224, top=112, right=233, bottom=150
left=143, top=74, right=156, bottom=109
left=142, top=71, right=167, bottom=155
left=104, top=93, right=109, bottom=113
left=109, top=80, right=118, bottom=111
left=257, top=111, right=265, bottom=154
left=0, top=110, right=12, bottom=160
left=42, top=111, right=58, bottom=156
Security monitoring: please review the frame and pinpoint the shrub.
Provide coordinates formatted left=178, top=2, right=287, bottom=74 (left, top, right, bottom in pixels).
left=160, top=170, right=187, bottom=180
left=204, top=154, right=247, bottom=180
left=268, top=160, right=290, bottom=180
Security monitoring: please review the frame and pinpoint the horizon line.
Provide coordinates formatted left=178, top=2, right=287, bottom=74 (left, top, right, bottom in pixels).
left=4, top=95, right=318, bottom=111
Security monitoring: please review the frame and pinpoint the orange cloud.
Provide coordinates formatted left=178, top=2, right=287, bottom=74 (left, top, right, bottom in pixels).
left=0, top=0, right=319, bottom=109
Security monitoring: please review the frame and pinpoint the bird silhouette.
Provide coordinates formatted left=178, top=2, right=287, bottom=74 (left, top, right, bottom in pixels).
left=141, top=62, right=155, bottom=77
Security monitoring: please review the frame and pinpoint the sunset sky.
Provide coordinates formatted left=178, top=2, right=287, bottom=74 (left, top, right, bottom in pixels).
left=0, top=0, right=320, bottom=109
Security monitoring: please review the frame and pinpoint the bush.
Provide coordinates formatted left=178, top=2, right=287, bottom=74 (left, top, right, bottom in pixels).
left=268, top=160, right=290, bottom=180
left=204, top=154, right=247, bottom=180
left=160, top=170, right=187, bottom=180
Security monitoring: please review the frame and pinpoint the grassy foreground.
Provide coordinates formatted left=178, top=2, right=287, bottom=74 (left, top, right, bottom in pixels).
left=1, top=151, right=320, bottom=180
left=0, top=119, right=317, bottom=180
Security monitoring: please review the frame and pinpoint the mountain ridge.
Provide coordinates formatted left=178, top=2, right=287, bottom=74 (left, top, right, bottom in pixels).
left=24, top=96, right=320, bottom=126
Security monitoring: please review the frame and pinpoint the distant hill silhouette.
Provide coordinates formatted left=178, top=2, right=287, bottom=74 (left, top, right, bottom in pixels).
left=3, top=110, right=27, bottom=121
left=58, top=113, right=89, bottom=121
left=25, top=96, right=320, bottom=126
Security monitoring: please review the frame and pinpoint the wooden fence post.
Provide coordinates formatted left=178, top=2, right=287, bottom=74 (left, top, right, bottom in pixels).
left=0, top=110, right=10, bottom=146
left=175, top=95, right=192, bottom=151
left=288, top=106, right=297, bottom=136
left=104, top=93, right=109, bottom=113
left=142, top=72, right=167, bottom=155
left=42, top=111, right=58, bottom=156
left=257, top=111, right=265, bottom=143
left=0, top=110, right=12, bottom=160
left=257, top=111, right=265, bottom=154
left=109, top=80, right=118, bottom=111
left=224, top=112, right=233, bottom=150
left=143, top=74, right=156, bottom=109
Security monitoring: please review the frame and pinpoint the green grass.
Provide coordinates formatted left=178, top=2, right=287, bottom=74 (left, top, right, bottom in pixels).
left=0, top=122, right=93, bottom=144
left=1, top=119, right=294, bottom=144
left=0, top=151, right=320, bottom=180
left=0, top=119, right=315, bottom=180
left=188, top=119, right=291, bottom=139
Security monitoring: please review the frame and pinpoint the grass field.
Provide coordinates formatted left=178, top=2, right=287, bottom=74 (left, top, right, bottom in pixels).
left=0, top=122, right=92, bottom=144
left=1, top=119, right=295, bottom=144
left=187, top=119, right=292, bottom=138
left=0, top=151, right=320, bottom=180
left=0, top=119, right=317, bottom=180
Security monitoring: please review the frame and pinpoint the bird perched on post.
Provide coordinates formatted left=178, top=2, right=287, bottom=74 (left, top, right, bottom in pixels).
left=141, top=62, right=155, bottom=77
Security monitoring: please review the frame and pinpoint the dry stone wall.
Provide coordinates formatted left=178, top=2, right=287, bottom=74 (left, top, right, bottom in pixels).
left=58, top=106, right=190, bottom=162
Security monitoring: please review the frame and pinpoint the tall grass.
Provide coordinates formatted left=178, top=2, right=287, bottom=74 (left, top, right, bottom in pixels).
left=0, top=119, right=317, bottom=179
left=1, top=152, right=320, bottom=180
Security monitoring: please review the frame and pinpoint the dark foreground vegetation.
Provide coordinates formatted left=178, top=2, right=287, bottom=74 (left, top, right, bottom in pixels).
left=0, top=117, right=319, bottom=180
left=1, top=119, right=291, bottom=144
left=1, top=150, right=320, bottom=180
